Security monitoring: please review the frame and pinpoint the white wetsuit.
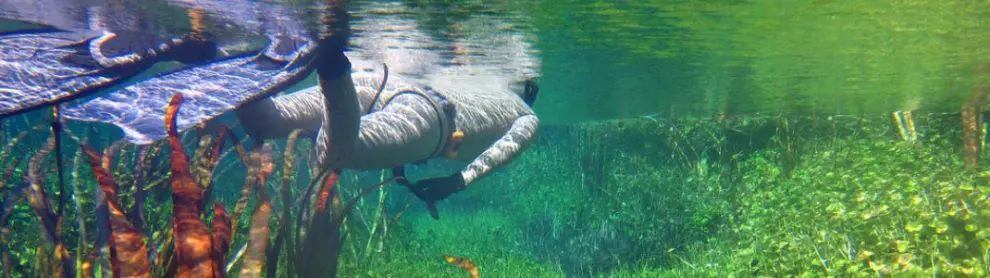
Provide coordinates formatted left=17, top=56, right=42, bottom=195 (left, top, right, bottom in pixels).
left=237, top=62, right=539, bottom=186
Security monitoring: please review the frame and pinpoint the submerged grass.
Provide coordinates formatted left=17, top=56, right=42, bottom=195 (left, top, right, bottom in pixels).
left=0, top=98, right=988, bottom=277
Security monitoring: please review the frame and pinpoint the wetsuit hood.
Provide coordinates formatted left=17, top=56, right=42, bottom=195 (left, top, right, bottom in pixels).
left=522, top=79, right=538, bottom=107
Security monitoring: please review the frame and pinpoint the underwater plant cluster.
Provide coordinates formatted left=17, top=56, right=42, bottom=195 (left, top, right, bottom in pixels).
left=3, top=108, right=988, bottom=277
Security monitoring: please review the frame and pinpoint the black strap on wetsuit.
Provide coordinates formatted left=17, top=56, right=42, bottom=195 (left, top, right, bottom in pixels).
left=366, top=63, right=389, bottom=115
left=382, top=84, right=459, bottom=188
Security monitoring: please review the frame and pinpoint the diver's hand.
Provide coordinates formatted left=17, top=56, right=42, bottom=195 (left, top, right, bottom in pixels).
left=405, top=173, right=467, bottom=220
left=315, top=0, right=351, bottom=80
left=314, top=46, right=350, bottom=80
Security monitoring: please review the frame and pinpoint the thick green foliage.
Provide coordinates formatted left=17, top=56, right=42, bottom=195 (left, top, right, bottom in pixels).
left=3, top=113, right=988, bottom=277
left=734, top=137, right=989, bottom=276
left=337, top=114, right=989, bottom=277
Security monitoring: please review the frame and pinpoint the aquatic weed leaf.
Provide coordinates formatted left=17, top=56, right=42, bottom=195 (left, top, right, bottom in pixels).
left=1, top=226, right=10, bottom=276
left=81, top=146, right=151, bottom=278
left=67, top=147, right=89, bottom=275
left=239, top=144, right=275, bottom=278
left=26, top=138, right=58, bottom=243
left=128, top=144, right=163, bottom=231
left=25, top=137, right=73, bottom=277
left=165, top=93, right=217, bottom=276
left=0, top=126, right=38, bottom=229
left=238, top=196, right=271, bottom=278
left=211, top=202, right=231, bottom=278
left=230, top=147, right=260, bottom=233
left=0, top=127, right=35, bottom=273
left=316, top=172, right=340, bottom=214
left=299, top=171, right=342, bottom=277
left=192, top=126, right=230, bottom=190
left=192, top=134, right=216, bottom=188
left=267, top=129, right=303, bottom=277
left=0, top=126, right=42, bottom=184
left=961, top=103, right=982, bottom=169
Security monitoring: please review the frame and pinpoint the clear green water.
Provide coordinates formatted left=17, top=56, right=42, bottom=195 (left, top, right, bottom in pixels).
left=1, top=0, right=990, bottom=277
left=531, top=1, right=990, bottom=123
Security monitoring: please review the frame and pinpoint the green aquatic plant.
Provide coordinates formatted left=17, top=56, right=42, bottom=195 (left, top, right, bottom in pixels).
left=2, top=93, right=988, bottom=278
left=26, top=136, right=73, bottom=277
left=718, top=115, right=990, bottom=276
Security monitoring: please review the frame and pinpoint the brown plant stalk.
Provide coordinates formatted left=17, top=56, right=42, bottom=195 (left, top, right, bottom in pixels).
left=26, top=137, right=73, bottom=277
left=165, top=93, right=216, bottom=277
left=238, top=195, right=271, bottom=278
left=268, top=129, right=303, bottom=278
left=82, top=146, right=151, bottom=278
left=238, top=144, right=274, bottom=278
left=229, top=131, right=257, bottom=231
left=299, top=171, right=342, bottom=277
left=211, top=203, right=231, bottom=278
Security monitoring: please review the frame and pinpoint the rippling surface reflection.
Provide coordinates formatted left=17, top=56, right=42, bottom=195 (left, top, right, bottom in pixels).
left=2, top=0, right=989, bottom=123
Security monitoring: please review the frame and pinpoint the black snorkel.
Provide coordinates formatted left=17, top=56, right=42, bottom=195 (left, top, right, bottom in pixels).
left=523, top=78, right=539, bottom=107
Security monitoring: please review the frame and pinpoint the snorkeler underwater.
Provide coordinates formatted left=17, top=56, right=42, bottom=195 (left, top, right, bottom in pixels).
left=2, top=0, right=990, bottom=277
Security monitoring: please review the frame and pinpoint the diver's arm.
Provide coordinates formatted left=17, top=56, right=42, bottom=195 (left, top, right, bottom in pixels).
left=460, top=114, right=539, bottom=186
left=404, top=114, right=538, bottom=219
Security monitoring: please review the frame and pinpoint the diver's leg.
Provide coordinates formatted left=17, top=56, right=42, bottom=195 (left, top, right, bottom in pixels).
left=235, top=87, right=324, bottom=140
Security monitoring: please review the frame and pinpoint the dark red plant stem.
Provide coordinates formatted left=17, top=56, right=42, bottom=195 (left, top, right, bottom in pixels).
left=51, top=106, right=67, bottom=218
left=166, top=93, right=216, bottom=277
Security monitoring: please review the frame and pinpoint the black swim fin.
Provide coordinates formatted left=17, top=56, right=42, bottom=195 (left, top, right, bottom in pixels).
left=426, top=201, right=441, bottom=220
left=0, top=28, right=216, bottom=117
left=63, top=35, right=316, bottom=144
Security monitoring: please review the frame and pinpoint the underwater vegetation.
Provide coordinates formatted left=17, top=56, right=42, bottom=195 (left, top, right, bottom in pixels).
left=0, top=93, right=397, bottom=277
left=4, top=101, right=990, bottom=277
left=2, top=92, right=990, bottom=278
left=2, top=0, right=990, bottom=277
left=350, top=111, right=990, bottom=277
